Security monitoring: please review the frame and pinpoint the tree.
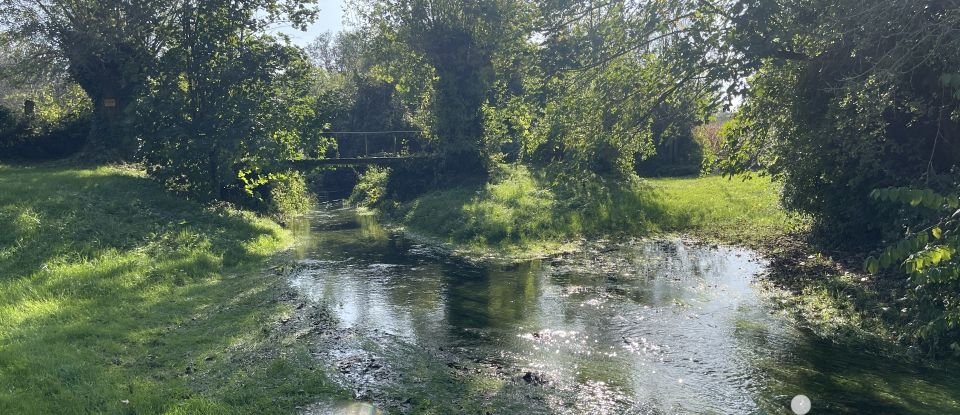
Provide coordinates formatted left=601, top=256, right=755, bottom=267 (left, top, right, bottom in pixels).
left=303, top=29, right=418, bottom=159
left=0, top=0, right=317, bottom=160
left=355, top=0, right=534, bottom=177
left=528, top=0, right=725, bottom=177
left=716, top=0, right=960, bottom=246
left=713, top=0, right=960, bottom=352
left=0, top=0, right=176, bottom=158
left=136, top=1, right=318, bottom=209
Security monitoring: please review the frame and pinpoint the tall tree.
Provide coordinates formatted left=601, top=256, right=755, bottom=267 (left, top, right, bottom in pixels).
left=717, top=0, right=960, bottom=244
left=137, top=0, right=318, bottom=203
left=0, top=0, right=177, bottom=158
left=529, top=0, right=726, bottom=176
left=355, top=0, right=533, bottom=177
left=0, top=0, right=317, bottom=160
left=714, top=0, right=960, bottom=351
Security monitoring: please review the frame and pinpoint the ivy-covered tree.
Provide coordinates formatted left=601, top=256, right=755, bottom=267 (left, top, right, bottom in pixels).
left=354, top=0, right=534, bottom=178
left=0, top=0, right=317, bottom=160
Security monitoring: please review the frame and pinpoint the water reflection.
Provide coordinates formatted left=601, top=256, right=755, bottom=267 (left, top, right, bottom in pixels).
left=444, top=260, right=542, bottom=334
left=290, top=208, right=960, bottom=414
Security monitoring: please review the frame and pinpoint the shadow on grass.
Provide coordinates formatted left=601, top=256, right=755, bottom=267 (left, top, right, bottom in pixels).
left=0, top=165, right=340, bottom=414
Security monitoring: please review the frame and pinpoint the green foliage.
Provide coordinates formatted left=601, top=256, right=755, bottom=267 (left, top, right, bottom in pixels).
left=481, top=86, right=537, bottom=164
left=634, top=99, right=714, bottom=177
left=305, top=30, right=416, bottom=146
left=348, top=0, right=730, bottom=185
left=0, top=165, right=339, bottom=414
left=0, top=106, right=14, bottom=134
left=525, top=0, right=723, bottom=178
left=356, top=0, right=534, bottom=175
left=1, top=0, right=171, bottom=157
left=866, top=187, right=960, bottom=353
left=716, top=0, right=960, bottom=249
left=0, top=83, right=92, bottom=160
left=691, top=114, right=731, bottom=174
left=267, top=172, right=315, bottom=222
left=709, top=0, right=960, bottom=353
left=348, top=166, right=392, bottom=208
left=136, top=3, right=318, bottom=212
left=1, top=0, right=321, bottom=159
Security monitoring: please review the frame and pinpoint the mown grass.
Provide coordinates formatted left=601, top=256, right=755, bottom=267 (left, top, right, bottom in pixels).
left=393, top=164, right=802, bottom=256
left=0, top=164, right=340, bottom=414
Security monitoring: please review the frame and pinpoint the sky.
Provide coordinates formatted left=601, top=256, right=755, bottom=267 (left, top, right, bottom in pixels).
left=274, top=0, right=348, bottom=47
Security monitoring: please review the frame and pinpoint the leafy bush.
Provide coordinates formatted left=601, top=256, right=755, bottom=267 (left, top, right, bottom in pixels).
left=348, top=166, right=391, bottom=208
left=716, top=0, right=960, bottom=250
left=0, top=106, right=15, bottom=134
left=716, top=0, right=960, bottom=353
left=866, top=187, right=960, bottom=354
left=0, top=85, right=92, bottom=161
left=721, top=69, right=958, bottom=249
left=136, top=26, right=317, bottom=214
left=267, top=172, right=314, bottom=222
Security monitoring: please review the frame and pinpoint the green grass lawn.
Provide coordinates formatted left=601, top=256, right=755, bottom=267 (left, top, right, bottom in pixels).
left=0, top=164, right=339, bottom=414
left=394, top=165, right=803, bottom=256
left=650, top=174, right=805, bottom=245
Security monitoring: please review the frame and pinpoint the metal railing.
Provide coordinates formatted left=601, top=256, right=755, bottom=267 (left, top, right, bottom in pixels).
left=320, top=130, right=432, bottom=158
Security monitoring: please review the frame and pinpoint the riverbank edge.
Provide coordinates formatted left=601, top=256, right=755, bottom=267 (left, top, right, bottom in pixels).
left=0, top=164, right=348, bottom=413
left=361, top=200, right=922, bottom=361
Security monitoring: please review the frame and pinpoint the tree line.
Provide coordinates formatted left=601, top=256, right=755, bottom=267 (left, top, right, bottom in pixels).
left=2, top=0, right=960, bottom=352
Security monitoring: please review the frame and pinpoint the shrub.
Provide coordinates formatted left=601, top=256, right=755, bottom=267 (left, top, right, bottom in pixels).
left=0, top=105, right=90, bottom=161
left=348, top=166, right=391, bottom=208
left=0, top=106, right=15, bottom=135
left=866, top=187, right=960, bottom=354
left=267, top=172, right=314, bottom=223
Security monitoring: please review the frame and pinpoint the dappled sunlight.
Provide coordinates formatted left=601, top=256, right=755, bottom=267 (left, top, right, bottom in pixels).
left=0, top=298, right=62, bottom=335
left=0, top=0, right=954, bottom=410
left=0, top=165, right=340, bottom=414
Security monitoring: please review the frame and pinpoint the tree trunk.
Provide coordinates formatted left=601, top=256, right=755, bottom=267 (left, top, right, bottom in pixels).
left=70, top=59, right=139, bottom=161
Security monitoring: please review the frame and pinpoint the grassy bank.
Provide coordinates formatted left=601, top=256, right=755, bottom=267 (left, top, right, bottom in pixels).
left=0, top=164, right=340, bottom=414
left=391, top=165, right=803, bottom=257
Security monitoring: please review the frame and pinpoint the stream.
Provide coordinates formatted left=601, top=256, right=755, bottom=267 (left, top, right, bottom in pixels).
left=288, top=208, right=960, bottom=414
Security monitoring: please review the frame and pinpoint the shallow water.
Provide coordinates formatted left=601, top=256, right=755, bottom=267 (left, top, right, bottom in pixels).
left=290, top=208, right=960, bottom=414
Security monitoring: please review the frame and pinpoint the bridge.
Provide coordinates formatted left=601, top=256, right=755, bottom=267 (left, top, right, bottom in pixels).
left=285, top=130, right=436, bottom=169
